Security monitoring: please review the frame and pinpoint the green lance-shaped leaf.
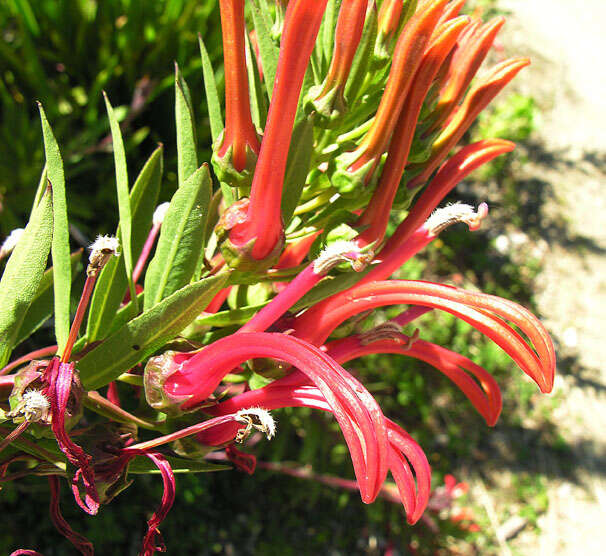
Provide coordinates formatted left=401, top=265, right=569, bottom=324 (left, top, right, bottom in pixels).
left=38, top=103, right=71, bottom=353
left=345, top=2, right=378, bottom=103
left=31, top=164, right=47, bottom=212
left=128, top=455, right=229, bottom=474
left=0, top=185, right=53, bottom=367
left=79, top=273, right=228, bottom=390
left=144, top=164, right=211, bottom=310
left=245, top=29, right=268, bottom=128
left=86, top=145, right=163, bottom=343
left=281, top=114, right=315, bottom=226
left=320, top=0, right=340, bottom=71
left=15, top=250, right=83, bottom=346
left=250, top=0, right=279, bottom=99
left=199, top=35, right=223, bottom=144
left=103, top=91, right=138, bottom=311
left=175, top=63, right=198, bottom=187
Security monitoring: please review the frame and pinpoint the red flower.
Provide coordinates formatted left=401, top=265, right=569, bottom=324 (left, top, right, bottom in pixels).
left=226, top=0, right=329, bottom=264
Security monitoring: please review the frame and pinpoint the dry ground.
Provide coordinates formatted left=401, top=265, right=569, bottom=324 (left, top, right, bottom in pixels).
left=479, top=1, right=606, bottom=553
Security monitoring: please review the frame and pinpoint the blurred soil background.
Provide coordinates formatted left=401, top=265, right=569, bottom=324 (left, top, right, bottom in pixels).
left=1, top=1, right=605, bottom=554
left=470, top=0, right=606, bottom=554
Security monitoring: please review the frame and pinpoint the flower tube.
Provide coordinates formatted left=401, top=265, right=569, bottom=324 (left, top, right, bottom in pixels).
left=225, top=0, right=329, bottom=266
left=407, top=56, right=530, bottom=188
left=292, top=279, right=555, bottom=392
left=202, top=381, right=429, bottom=523
left=212, top=0, right=261, bottom=186
left=161, top=332, right=387, bottom=502
left=333, top=0, right=449, bottom=194
left=355, top=15, right=469, bottom=245
left=428, top=16, right=505, bottom=134
left=308, top=0, right=368, bottom=121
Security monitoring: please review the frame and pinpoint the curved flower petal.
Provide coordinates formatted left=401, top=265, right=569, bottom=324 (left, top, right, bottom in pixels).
left=164, top=333, right=387, bottom=502
left=292, top=280, right=554, bottom=392
left=205, top=381, right=429, bottom=524
left=326, top=334, right=502, bottom=426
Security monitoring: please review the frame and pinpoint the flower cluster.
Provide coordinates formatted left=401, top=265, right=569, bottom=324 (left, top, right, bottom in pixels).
left=0, top=1, right=554, bottom=554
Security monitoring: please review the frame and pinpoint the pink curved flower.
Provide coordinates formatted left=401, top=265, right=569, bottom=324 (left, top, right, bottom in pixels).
left=292, top=280, right=555, bottom=393
left=164, top=332, right=388, bottom=503
left=326, top=333, right=502, bottom=426
left=201, top=380, right=430, bottom=524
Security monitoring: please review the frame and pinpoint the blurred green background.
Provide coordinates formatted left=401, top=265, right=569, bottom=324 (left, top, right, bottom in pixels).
left=0, top=1, right=561, bottom=554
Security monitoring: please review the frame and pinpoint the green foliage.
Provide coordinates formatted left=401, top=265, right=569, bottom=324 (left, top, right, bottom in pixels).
left=79, top=273, right=228, bottom=390
left=143, top=164, right=212, bottom=309
left=0, top=0, right=221, bottom=235
left=86, top=145, right=163, bottom=342
left=38, top=103, right=71, bottom=351
left=0, top=186, right=53, bottom=367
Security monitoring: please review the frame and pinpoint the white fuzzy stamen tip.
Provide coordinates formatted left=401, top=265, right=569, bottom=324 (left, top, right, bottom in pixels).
left=235, top=408, right=276, bottom=442
left=21, top=389, right=50, bottom=422
left=425, top=202, right=489, bottom=236
left=0, top=228, right=25, bottom=260
left=153, top=202, right=170, bottom=227
left=88, top=235, right=120, bottom=275
left=314, top=240, right=373, bottom=274
left=89, top=235, right=120, bottom=259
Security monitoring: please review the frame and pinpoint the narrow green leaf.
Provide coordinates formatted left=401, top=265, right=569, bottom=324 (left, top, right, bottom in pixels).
left=128, top=455, right=229, bottom=474
left=15, top=251, right=83, bottom=345
left=144, top=165, right=211, bottom=310
left=321, top=0, right=340, bottom=71
left=245, top=30, right=268, bottom=128
left=31, top=164, right=47, bottom=212
left=281, top=115, right=315, bottom=225
left=79, top=274, right=229, bottom=390
left=345, top=2, right=378, bottom=102
left=103, top=91, right=137, bottom=311
left=198, top=36, right=223, bottom=143
left=250, top=0, right=279, bottom=99
left=175, top=63, right=198, bottom=187
left=192, top=303, right=267, bottom=328
left=0, top=185, right=53, bottom=367
left=38, top=103, right=71, bottom=353
left=86, top=146, right=163, bottom=343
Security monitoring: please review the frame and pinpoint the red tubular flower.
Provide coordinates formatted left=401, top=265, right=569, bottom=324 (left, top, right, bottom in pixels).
left=407, top=56, right=530, bottom=189
left=202, top=380, right=429, bottom=523
left=163, top=332, right=388, bottom=502
left=296, top=140, right=511, bottom=344
left=325, top=332, right=502, bottom=426
left=226, top=0, right=329, bottom=264
left=333, top=0, right=449, bottom=193
left=292, top=279, right=555, bottom=393
left=356, top=15, right=469, bottom=245
left=427, top=17, right=506, bottom=134
left=377, top=138, right=515, bottom=260
left=309, top=0, right=368, bottom=120
left=239, top=240, right=371, bottom=333
left=214, top=0, right=261, bottom=180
